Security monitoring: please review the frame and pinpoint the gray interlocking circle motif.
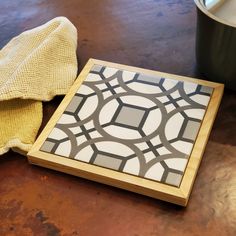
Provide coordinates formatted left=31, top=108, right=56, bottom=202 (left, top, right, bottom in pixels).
left=40, top=65, right=213, bottom=187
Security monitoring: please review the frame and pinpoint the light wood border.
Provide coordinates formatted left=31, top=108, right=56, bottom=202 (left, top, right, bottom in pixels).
left=28, top=58, right=224, bottom=206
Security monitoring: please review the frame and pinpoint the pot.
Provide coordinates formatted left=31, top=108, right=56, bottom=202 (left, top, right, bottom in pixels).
left=195, top=0, right=236, bottom=89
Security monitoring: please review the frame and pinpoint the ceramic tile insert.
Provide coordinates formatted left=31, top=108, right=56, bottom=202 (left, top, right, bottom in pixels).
left=40, top=65, right=213, bottom=187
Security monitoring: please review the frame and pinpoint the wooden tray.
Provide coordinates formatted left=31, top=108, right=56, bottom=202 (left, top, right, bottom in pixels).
left=28, top=59, right=224, bottom=206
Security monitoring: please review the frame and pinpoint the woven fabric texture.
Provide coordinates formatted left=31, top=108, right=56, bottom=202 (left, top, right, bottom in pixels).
left=0, top=17, right=78, bottom=155
left=0, top=16, right=78, bottom=101
left=0, top=99, right=42, bottom=155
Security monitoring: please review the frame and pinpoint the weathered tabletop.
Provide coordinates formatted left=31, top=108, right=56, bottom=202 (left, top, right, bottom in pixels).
left=0, top=0, right=235, bottom=235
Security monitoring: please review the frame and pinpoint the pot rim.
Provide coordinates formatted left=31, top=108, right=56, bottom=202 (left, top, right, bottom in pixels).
left=194, top=0, right=236, bottom=28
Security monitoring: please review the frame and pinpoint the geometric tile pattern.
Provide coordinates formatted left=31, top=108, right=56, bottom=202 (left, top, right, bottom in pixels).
left=40, top=65, right=213, bottom=187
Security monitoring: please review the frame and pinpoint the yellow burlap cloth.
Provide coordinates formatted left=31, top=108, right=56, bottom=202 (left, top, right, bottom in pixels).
left=0, top=16, right=78, bottom=155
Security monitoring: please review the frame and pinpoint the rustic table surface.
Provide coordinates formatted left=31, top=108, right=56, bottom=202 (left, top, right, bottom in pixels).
left=0, top=0, right=235, bottom=235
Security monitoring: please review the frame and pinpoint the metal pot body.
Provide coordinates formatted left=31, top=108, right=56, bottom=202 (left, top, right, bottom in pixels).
left=195, top=1, right=236, bottom=89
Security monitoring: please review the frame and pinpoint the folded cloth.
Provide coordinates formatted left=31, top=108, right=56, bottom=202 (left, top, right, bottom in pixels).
left=0, top=99, right=42, bottom=155
left=0, top=16, right=78, bottom=101
left=0, top=17, right=78, bottom=155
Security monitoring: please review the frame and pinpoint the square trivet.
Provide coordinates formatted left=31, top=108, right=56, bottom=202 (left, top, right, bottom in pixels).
left=28, top=59, right=224, bottom=206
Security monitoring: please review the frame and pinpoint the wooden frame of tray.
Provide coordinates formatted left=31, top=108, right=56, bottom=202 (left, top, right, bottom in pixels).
left=28, top=58, right=224, bottom=206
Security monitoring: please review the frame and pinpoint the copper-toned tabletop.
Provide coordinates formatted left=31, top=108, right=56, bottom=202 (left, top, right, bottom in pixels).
left=0, top=1, right=236, bottom=235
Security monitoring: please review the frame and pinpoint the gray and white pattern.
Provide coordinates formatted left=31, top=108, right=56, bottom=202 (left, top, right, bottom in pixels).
left=40, top=65, right=213, bottom=187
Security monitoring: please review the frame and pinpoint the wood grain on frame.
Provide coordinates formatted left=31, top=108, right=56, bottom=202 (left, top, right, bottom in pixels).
left=28, top=59, right=224, bottom=206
